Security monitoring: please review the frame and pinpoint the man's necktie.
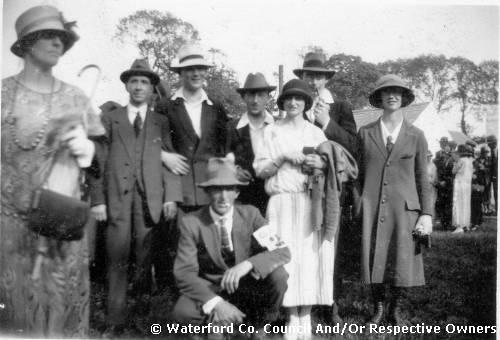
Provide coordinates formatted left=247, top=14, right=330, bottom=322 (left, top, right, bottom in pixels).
left=386, top=136, right=394, bottom=154
left=219, top=217, right=234, bottom=265
left=133, top=112, right=142, bottom=137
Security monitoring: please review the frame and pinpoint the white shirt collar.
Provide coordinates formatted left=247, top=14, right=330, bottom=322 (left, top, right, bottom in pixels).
left=380, top=118, right=404, bottom=146
left=171, top=87, right=213, bottom=106
left=127, top=103, right=148, bottom=124
left=236, top=111, right=274, bottom=129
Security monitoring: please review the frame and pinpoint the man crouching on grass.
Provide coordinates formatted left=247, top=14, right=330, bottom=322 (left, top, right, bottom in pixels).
left=171, top=155, right=290, bottom=339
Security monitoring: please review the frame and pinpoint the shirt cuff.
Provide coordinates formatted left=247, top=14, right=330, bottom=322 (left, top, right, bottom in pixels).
left=321, top=118, right=331, bottom=131
left=202, top=296, right=224, bottom=315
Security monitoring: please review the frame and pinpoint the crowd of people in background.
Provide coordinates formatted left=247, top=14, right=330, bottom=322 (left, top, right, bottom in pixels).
left=0, top=5, right=496, bottom=340
left=430, top=136, right=497, bottom=233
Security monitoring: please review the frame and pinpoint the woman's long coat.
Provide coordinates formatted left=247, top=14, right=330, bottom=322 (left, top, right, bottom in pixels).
left=357, top=119, right=432, bottom=287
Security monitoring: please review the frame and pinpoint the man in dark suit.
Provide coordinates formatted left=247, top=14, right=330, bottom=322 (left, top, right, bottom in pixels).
left=157, top=43, right=228, bottom=211
left=434, top=137, right=454, bottom=230
left=294, top=52, right=358, bottom=323
left=172, top=157, right=290, bottom=338
left=90, top=59, right=182, bottom=333
left=226, top=72, right=276, bottom=215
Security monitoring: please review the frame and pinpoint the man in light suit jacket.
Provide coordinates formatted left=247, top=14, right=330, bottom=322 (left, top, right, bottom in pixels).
left=172, top=156, right=290, bottom=338
left=90, top=59, right=182, bottom=333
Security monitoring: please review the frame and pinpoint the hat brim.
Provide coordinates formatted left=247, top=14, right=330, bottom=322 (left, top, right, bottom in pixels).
left=11, top=29, right=78, bottom=58
left=170, top=59, right=213, bottom=71
left=197, top=178, right=249, bottom=188
left=293, top=67, right=336, bottom=79
left=236, top=86, right=276, bottom=95
left=368, top=86, right=415, bottom=109
left=120, top=70, right=160, bottom=85
left=277, top=88, right=313, bottom=112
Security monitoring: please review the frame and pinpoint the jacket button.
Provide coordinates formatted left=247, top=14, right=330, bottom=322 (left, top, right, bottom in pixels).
left=125, top=162, right=129, bottom=166
left=386, top=162, right=391, bottom=167
left=380, top=217, right=385, bottom=222
left=384, top=181, right=388, bottom=185
left=381, top=199, right=386, bottom=204
left=124, top=190, right=129, bottom=195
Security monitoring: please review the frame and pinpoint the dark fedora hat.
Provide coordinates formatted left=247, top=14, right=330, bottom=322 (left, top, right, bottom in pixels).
left=293, top=52, right=336, bottom=79
left=277, top=79, right=313, bottom=112
left=120, top=59, right=160, bottom=85
left=11, top=5, right=79, bottom=58
left=197, top=156, right=249, bottom=188
left=236, top=72, right=276, bottom=95
left=369, top=74, right=415, bottom=109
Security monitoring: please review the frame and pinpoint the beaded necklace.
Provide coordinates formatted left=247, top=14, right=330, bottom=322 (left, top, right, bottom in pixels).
left=6, top=76, right=54, bottom=151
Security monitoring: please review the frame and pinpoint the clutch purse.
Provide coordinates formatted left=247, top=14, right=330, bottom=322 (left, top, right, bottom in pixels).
left=28, top=188, right=90, bottom=241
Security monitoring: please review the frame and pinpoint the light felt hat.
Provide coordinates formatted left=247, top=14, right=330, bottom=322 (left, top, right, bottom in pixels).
left=11, top=5, right=79, bottom=58
left=169, top=43, right=213, bottom=71
left=197, top=156, right=249, bottom=188
left=236, top=72, right=276, bottom=94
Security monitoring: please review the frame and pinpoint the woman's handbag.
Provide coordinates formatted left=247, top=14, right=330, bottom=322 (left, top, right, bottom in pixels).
left=28, top=187, right=90, bottom=241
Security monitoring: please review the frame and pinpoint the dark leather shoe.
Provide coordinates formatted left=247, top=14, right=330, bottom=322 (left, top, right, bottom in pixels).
left=388, top=300, right=410, bottom=326
left=366, top=301, right=385, bottom=325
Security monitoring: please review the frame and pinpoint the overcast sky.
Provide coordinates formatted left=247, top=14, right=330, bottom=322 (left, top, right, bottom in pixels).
left=2, top=0, right=499, bottom=108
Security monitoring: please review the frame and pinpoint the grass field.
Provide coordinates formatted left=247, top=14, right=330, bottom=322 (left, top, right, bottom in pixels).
left=89, top=217, right=497, bottom=339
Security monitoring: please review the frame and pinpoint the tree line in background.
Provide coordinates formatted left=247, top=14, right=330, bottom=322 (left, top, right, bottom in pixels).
left=115, top=10, right=498, bottom=134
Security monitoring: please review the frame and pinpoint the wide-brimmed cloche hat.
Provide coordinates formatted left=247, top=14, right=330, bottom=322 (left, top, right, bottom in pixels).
left=120, top=59, right=160, bottom=85
left=236, top=72, right=276, bottom=95
left=277, top=79, right=314, bottom=112
left=197, top=156, right=249, bottom=188
left=293, top=52, right=336, bottom=79
left=169, top=43, right=213, bottom=72
left=11, top=5, right=79, bottom=58
left=369, top=74, right=415, bottom=109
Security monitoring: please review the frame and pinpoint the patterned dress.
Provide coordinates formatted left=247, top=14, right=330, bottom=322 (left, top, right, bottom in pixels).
left=255, top=120, right=334, bottom=307
left=0, top=76, right=104, bottom=337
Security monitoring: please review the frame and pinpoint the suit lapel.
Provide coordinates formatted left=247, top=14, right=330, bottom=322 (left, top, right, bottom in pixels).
left=199, top=207, right=227, bottom=270
left=173, top=98, right=199, bottom=143
left=388, top=119, right=410, bottom=160
left=142, top=108, right=160, bottom=159
left=231, top=207, right=247, bottom=265
left=368, top=119, right=387, bottom=158
left=238, top=125, right=255, bottom=161
left=200, top=101, right=213, bottom=141
left=115, top=107, right=135, bottom=160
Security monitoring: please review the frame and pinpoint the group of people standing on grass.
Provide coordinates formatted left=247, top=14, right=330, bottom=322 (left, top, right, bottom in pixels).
left=430, top=135, right=497, bottom=233
left=1, top=5, right=441, bottom=340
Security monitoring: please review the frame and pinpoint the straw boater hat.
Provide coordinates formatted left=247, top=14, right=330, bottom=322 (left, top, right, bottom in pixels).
left=369, top=74, right=415, bottom=109
left=197, top=156, right=249, bottom=188
left=169, top=43, right=213, bottom=72
left=236, top=73, right=276, bottom=95
left=293, top=52, right=336, bottom=79
left=11, top=5, right=79, bottom=58
left=120, top=59, right=160, bottom=85
left=277, top=79, right=314, bottom=112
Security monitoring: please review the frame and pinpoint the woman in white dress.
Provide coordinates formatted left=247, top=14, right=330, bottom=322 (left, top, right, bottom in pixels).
left=254, top=79, right=333, bottom=339
left=452, top=144, right=474, bottom=233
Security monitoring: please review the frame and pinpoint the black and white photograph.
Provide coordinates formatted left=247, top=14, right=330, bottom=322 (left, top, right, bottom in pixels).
left=1, top=0, right=498, bottom=339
